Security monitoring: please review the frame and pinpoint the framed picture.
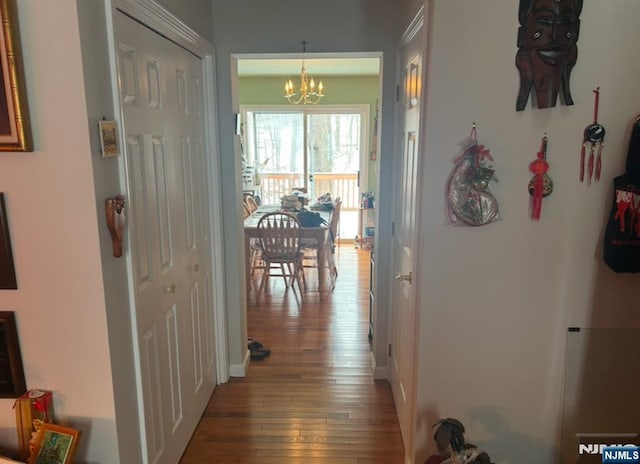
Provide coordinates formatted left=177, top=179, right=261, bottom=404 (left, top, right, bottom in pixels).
left=0, top=311, right=26, bottom=397
left=28, top=423, right=81, bottom=464
left=0, top=0, right=32, bottom=152
left=98, top=120, right=119, bottom=157
left=0, top=193, right=16, bottom=289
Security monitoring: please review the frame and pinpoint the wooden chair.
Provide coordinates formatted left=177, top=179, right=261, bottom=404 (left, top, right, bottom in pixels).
left=243, top=193, right=258, bottom=213
left=302, top=198, right=341, bottom=287
left=256, top=212, right=306, bottom=300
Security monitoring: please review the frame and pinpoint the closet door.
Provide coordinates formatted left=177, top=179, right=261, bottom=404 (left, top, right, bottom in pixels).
left=117, top=11, right=216, bottom=464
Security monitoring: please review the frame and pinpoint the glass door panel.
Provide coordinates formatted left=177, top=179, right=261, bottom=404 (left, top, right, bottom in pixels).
left=307, top=112, right=361, bottom=200
left=246, top=111, right=304, bottom=205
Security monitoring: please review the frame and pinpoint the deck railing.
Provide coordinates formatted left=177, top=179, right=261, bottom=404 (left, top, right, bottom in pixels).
left=258, top=172, right=360, bottom=210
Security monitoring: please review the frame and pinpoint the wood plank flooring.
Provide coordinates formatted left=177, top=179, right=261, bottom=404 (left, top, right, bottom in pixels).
left=179, top=245, right=405, bottom=463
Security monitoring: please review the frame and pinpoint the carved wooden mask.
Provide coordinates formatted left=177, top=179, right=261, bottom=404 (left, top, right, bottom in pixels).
left=516, top=0, right=583, bottom=111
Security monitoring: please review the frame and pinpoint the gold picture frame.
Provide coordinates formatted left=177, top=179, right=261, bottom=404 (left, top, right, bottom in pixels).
left=28, top=423, right=81, bottom=464
left=0, top=0, right=32, bottom=152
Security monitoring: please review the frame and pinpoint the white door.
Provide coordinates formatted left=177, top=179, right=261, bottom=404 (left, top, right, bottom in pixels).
left=116, top=12, right=216, bottom=464
left=389, top=15, right=425, bottom=460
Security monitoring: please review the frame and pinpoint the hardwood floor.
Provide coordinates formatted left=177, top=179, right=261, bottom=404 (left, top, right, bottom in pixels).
left=179, top=245, right=405, bottom=463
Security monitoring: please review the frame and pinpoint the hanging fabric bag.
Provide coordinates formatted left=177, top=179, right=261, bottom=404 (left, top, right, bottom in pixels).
left=603, top=115, right=640, bottom=273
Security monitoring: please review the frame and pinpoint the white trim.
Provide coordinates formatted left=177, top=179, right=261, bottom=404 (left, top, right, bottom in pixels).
left=235, top=51, right=383, bottom=62
left=229, top=351, right=251, bottom=378
left=115, top=0, right=211, bottom=57
left=400, top=5, right=425, bottom=47
left=203, top=53, right=230, bottom=385
left=371, top=351, right=388, bottom=379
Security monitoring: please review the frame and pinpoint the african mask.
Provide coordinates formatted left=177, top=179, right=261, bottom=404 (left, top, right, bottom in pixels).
left=515, top=0, right=583, bottom=111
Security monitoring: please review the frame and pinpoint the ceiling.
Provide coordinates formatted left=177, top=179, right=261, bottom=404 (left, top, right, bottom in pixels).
left=237, top=57, right=380, bottom=77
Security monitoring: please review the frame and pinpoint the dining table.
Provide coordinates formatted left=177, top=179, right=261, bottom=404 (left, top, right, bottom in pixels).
left=244, top=205, right=332, bottom=299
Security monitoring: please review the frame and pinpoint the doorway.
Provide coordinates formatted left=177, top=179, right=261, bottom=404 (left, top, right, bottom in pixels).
left=235, top=54, right=381, bottom=244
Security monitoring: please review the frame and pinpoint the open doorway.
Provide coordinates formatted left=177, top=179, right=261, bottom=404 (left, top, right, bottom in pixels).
left=234, top=54, right=381, bottom=245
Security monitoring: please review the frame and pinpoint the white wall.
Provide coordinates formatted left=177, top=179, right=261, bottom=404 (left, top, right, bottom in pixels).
left=415, top=1, right=640, bottom=463
left=0, top=1, right=118, bottom=461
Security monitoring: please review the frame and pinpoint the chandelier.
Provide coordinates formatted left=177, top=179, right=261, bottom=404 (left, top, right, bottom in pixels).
left=284, top=41, right=325, bottom=105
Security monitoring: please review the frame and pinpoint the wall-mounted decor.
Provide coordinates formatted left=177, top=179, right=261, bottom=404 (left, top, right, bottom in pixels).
left=105, top=196, right=126, bottom=257
left=98, top=119, right=119, bottom=157
left=603, top=115, right=640, bottom=273
left=0, top=193, right=17, bottom=289
left=515, top=0, right=583, bottom=111
left=0, top=311, right=26, bottom=398
left=580, top=87, right=606, bottom=183
left=445, top=124, right=499, bottom=227
left=529, top=134, right=553, bottom=221
left=0, top=0, right=32, bottom=151
left=28, top=423, right=81, bottom=464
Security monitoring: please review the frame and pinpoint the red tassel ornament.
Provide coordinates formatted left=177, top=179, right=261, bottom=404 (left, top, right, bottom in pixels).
left=528, top=134, right=553, bottom=221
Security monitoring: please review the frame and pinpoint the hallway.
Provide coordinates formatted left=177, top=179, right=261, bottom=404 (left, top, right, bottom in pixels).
left=179, top=246, right=405, bottom=463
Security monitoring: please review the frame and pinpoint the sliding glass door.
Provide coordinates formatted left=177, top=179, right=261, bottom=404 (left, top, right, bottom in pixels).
left=242, top=106, right=368, bottom=214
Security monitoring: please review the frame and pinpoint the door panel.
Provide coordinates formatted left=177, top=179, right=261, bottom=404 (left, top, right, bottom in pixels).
left=117, top=11, right=215, bottom=464
left=390, top=22, right=424, bottom=460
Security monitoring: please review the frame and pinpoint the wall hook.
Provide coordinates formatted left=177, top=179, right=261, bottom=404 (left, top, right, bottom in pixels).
left=105, top=196, right=126, bottom=257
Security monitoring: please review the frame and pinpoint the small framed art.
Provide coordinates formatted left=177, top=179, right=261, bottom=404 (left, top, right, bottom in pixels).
left=0, top=193, right=17, bottom=289
left=98, top=120, right=119, bottom=157
left=28, top=423, right=81, bottom=464
left=0, top=311, right=26, bottom=397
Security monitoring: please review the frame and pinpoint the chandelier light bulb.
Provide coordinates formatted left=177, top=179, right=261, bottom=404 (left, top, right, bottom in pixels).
left=284, top=60, right=325, bottom=105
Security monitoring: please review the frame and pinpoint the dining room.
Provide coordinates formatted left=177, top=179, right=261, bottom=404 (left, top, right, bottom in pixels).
left=236, top=55, right=381, bottom=305
left=242, top=191, right=340, bottom=303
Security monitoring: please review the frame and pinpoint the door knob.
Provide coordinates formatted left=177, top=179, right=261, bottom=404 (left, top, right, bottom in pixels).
left=164, top=284, right=176, bottom=294
left=395, top=272, right=412, bottom=284
left=191, top=264, right=199, bottom=272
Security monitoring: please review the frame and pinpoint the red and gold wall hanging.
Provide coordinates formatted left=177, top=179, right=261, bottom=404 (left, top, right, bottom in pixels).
left=528, top=134, right=553, bottom=221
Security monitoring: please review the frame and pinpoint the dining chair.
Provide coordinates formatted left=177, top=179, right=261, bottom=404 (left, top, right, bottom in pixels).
left=256, top=212, right=306, bottom=300
left=301, top=198, right=340, bottom=287
left=243, top=193, right=258, bottom=213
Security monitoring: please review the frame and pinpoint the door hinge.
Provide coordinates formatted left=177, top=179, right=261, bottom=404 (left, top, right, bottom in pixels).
left=388, top=344, right=392, bottom=357
left=391, top=221, right=395, bottom=236
left=395, top=85, right=400, bottom=102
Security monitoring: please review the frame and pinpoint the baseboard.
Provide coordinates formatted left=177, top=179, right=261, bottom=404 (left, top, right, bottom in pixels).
left=370, top=351, right=388, bottom=379
left=229, top=350, right=250, bottom=377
